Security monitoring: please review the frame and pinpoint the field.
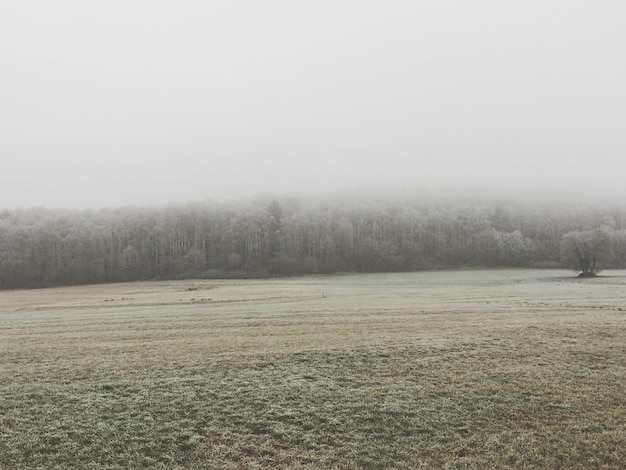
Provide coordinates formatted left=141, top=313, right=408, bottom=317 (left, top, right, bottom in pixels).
left=1, top=270, right=626, bottom=469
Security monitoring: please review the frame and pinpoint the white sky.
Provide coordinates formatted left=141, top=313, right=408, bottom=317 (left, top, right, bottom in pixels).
left=1, top=1, right=625, bottom=209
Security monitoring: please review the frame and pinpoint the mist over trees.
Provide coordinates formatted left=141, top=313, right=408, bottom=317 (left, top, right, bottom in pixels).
left=1, top=194, right=626, bottom=289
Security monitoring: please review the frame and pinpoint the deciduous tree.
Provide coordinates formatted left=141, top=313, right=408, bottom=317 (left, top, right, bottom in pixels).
left=560, top=229, right=613, bottom=277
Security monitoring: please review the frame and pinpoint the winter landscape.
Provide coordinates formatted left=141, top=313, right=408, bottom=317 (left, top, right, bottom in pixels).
left=2, top=1, right=626, bottom=468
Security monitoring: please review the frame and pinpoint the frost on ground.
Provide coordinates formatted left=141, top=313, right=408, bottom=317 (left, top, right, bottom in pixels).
left=1, top=270, right=625, bottom=469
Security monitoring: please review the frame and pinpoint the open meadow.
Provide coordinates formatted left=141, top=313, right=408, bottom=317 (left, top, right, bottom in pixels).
left=1, top=270, right=626, bottom=469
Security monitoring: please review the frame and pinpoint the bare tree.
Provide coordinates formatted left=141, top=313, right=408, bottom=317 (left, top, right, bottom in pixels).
left=560, top=229, right=613, bottom=277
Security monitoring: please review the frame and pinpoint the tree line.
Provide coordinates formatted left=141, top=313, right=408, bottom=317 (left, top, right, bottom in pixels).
left=1, top=194, right=626, bottom=288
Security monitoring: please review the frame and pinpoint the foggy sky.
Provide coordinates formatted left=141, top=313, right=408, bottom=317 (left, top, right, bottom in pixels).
left=1, top=1, right=625, bottom=209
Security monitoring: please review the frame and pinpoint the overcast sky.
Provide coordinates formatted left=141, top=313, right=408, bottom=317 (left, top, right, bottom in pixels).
left=1, top=1, right=625, bottom=209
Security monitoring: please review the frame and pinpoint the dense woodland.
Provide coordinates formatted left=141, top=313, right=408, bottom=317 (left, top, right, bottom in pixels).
left=1, top=194, right=626, bottom=289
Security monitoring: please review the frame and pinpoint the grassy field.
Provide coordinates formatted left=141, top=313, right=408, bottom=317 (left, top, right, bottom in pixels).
left=1, top=270, right=626, bottom=469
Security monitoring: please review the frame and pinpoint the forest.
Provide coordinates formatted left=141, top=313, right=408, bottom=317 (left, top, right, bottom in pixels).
left=1, top=193, right=626, bottom=289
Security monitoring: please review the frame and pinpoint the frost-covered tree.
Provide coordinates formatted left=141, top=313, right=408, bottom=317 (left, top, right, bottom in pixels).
left=119, top=245, right=141, bottom=281
left=560, top=230, right=613, bottom=277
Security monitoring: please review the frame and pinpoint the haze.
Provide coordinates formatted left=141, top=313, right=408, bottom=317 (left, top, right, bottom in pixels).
left=1, top=1, right=625, bottom=209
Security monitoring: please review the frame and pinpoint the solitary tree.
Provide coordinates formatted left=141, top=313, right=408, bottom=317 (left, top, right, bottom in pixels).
left=560, top=230, right=613, bottom=277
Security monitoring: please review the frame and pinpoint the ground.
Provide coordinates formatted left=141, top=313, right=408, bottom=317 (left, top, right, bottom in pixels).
left=1, top=270, right=625, bottom=469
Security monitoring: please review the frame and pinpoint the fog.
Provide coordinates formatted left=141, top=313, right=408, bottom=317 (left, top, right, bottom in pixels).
left=1, top=1, right=625, bottom=209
